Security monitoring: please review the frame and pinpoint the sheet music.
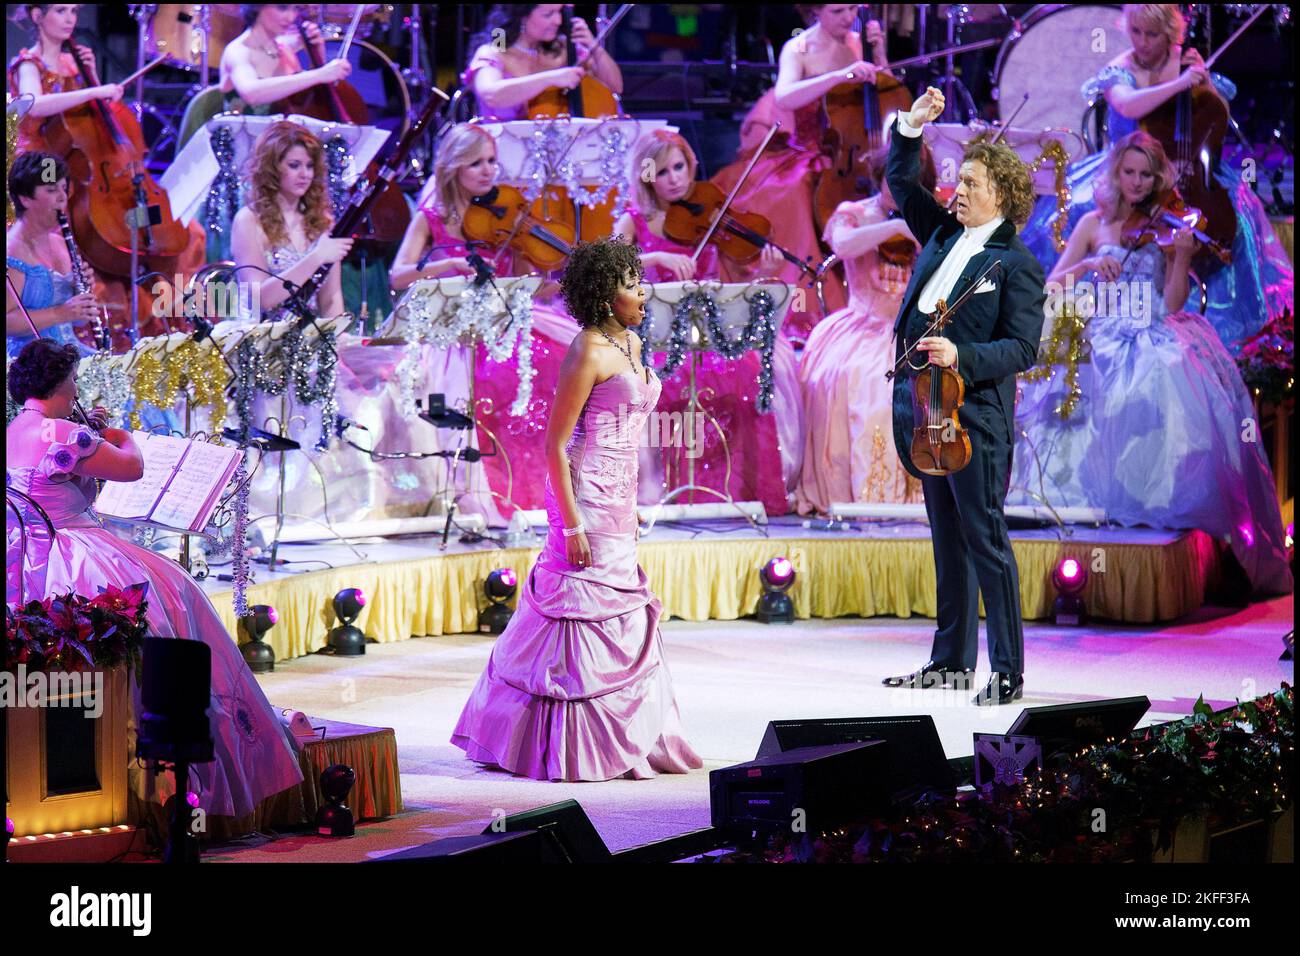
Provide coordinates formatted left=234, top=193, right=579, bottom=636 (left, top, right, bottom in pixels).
left=95, top=432, right=187, bottom=520
left=152, top=441, right=241, bottom=532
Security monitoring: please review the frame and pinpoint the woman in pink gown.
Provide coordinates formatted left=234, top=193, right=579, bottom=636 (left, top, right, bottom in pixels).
left=795, top=145, right=934, bottom=513
left=452, top=239, right=703, bottom=781
left=391, top=123, right=581, bottom=515
left=614, top=129, right=800, bottom=514
left=5, top=340, right=303, bottom=830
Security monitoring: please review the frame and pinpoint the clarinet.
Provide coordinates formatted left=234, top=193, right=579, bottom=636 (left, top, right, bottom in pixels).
left=57, top=210, right=110, bottom=351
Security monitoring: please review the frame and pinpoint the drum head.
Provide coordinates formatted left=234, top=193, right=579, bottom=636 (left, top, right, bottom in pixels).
left=317, top=38, right=411, bottom=138
left=994, top=5, right=1126, bottom=136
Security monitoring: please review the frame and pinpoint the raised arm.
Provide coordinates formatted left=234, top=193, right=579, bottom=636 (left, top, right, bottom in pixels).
left=888, top=87, right=955, bottom=245
left=15, top=58, right=121, bottom=117
left=772, top=37, right=876, bottom=112
left=226, top=43, right=350, bottom=107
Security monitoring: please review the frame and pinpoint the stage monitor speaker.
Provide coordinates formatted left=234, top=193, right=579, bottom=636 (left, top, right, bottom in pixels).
left=710, top=741, right=889, bottom=836
left=1008, top=696, right=1151, bottom=754
left=481, top=799, right=612, bottom=863
left=369, top=830, right=545, bottom=863
left=756, top=715, right=954, bottom=800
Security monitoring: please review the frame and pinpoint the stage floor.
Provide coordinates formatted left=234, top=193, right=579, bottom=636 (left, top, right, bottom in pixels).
left=204, top=592, right=1293, bottom=862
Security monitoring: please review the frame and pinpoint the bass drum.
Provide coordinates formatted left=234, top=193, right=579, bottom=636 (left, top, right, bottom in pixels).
left=144, top=5, right=243, bottom=71
left=317, top=36, right=411, bottom=138
left=992, top=5, right=1126, bottom=140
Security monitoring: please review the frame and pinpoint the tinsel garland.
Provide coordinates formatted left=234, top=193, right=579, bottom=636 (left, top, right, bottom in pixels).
left=128, top=341, right=230, bottom=431
left=396, top=282, right=536, bottom=417
left=323, top=135, right=351, bottom=219
left=76, top=352, right=130, bottom=427
left=204, top=126, right=240, bottom=237
left=5, top=356, right=18, bottom=424
left=639, top=290, right=778, bottom=412
left=234, top=328, right=339, bottom=450
left=6, top=99, right=17, bottom=226
left=1026, top=139, right=1072, bottom=253
left=1022, top=301, right=1088, bottom=419
left=519, top=120, right=629, bottom=211
left=229, top=449, right=252, bottom=618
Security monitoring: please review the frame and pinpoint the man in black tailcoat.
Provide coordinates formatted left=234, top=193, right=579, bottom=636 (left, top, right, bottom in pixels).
left=881, top=86, right=1046, bottom=705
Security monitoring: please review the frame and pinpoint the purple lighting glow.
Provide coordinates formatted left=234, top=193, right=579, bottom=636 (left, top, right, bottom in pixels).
left=266, top=606, right=279, bottom=625
left=500, top=568, right=517, bottom=589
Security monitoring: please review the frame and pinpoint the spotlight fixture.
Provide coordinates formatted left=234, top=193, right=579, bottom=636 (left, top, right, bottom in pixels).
left=238, top=604, right=278, bottom=673
left=478, top=568, right=518, bottom=634
left=756, top=556, right=796, bottom=625
left=316, top=764, right=356, bottom=837
left=1051, top=557, right=1088, bottom=626
left=328, top=588, right=368, bottom=656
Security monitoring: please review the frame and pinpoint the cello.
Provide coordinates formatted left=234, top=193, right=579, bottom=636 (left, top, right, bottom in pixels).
left=812, top=6, right=912, bottom=234
left=41, top=40, right=190, bottom=279
left=523, top=5, right=633, bottom=244
left=273, top=14, right=411, bottom=253
left=1138, top=7, right=1268, bottom=275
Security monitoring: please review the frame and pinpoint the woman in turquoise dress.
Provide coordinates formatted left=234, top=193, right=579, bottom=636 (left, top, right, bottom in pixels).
left=5, top=151, right=97, bottom=361
left=1019, top=4, right=1292, bottom=350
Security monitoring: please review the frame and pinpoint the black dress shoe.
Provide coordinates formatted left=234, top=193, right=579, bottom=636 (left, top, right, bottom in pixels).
left=882, top=661, right=976, bottom=689
left=972, top=672, right=1024, bottom=706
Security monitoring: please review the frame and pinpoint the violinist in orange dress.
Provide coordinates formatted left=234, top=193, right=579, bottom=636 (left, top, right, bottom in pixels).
left=610, top=129, right=801, bottom=515
left=711, top=5, right=894, bottom=341
left=8, top=2, right=204, bottom=344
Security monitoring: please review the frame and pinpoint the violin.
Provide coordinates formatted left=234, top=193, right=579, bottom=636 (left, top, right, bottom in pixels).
left=662, top=180, right=816, bottom=280
left=878, top=209, right=917, bottom=270
left=888, top=259, right=1004, bottom=476
left=462, top=184, right=575, bottom=272
left=273, top=16, right=412, bottom=253
left=1120, top=189, right=1232, bottom=266
left=812, top=7, right=913, bottom=234
left=42, top=40, right=189, bottom=279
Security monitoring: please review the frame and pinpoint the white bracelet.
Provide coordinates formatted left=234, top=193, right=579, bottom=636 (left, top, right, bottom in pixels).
left=562, top=523, right=585, bottom=538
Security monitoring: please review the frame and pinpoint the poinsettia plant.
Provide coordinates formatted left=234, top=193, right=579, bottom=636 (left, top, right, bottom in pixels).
left=1237, top=308, right=1294, bottom=407
left=6, top=583, right=149, bottom=675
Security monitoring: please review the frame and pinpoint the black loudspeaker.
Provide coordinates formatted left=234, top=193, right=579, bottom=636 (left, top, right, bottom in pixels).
left=756, top=715, right=954, bottom=800
left=481, top=800, right=612, bottom=863
left=1008, top=696, right=1151, bottom=755
left=710, top=741, right=889, bottom=836
left=137, top=638, right=214, bottom=763
left=369, top=831, right=547, bottom=863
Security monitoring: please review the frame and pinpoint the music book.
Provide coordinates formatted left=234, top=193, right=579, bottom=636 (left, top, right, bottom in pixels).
left=95, top=432, right=243, bottom=534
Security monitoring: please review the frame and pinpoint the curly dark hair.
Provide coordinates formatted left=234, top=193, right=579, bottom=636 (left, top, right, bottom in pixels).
left=560, top=238, right=643, bottom=328
left=8, top=150, right=69, bottom=216
left=8, top=339, right=80, bottom=403
left=961, top=140, right=1036, bottom=226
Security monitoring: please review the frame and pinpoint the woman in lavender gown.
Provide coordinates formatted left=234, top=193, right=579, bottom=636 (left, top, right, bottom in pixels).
left=451, top=239, right=703, bottom=781
left=1008, top=132, right=1291, bottom=596
left=5, top=340, right=304, bottom=830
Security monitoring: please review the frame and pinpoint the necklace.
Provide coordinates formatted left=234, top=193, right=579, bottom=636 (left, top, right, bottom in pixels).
left=595, top=325, right=638, bottom=374
left=249, top=30, right=279, bottom=58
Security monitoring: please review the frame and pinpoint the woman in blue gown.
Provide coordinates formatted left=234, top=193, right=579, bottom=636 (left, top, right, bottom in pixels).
left=1008, top=131, right=1291, bottom=597
left=1019, top=4, right=1292, bottom=351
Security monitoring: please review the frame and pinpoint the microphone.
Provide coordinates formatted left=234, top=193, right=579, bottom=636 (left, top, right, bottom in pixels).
left=467, top=252, right=495, bottom=287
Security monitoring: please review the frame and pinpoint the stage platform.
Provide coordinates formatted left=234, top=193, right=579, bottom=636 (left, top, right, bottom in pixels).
left=200, top=516, right=1223, bottom=663
left=202, top=592, right=1293, bottom=862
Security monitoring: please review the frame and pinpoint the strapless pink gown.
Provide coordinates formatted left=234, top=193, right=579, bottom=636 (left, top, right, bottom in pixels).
left=451, top=368, right=704, bottom=781
left=5, top=425, right=303, bottom=822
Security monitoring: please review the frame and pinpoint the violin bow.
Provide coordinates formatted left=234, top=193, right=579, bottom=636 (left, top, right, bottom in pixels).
left=887, top=258, right=1002, bottom=380
left=337, top=4, right=366, bottom=61
left=574, top=4, right=635, bottom=68
left=689, top=121, right=781, bottom=265
left=1203, top=5, right=1269, bottom=71
left=6, top=271, right=100, bottom=430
